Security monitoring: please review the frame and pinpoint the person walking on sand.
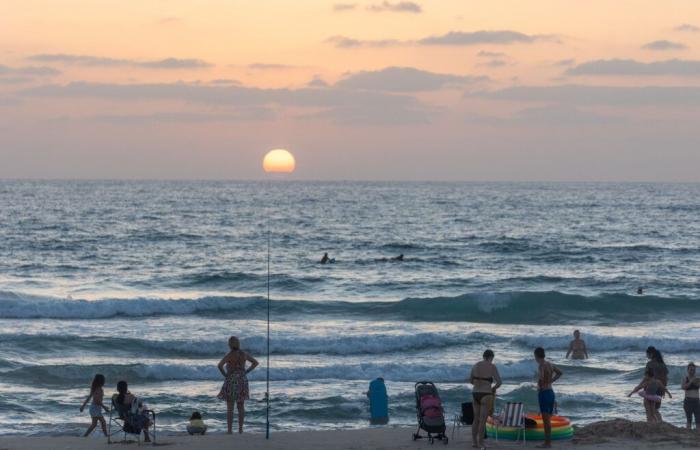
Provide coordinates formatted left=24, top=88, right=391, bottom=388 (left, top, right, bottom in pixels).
left=565, top=330, right=588, bottom=360
left=79, top=374, right=109, bottom=437
left=469, top=349, right=502, bottom=450
left=217, top=336, right=259, bottom=434
left=682, top=362, right=700, bottom=430
left=633, top=346, right=669, bottom=421
left=534, top=347, right=562, bottom=449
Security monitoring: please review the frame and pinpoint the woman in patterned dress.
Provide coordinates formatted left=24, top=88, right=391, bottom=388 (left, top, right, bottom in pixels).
left=217, top=336, right=259, bottom=434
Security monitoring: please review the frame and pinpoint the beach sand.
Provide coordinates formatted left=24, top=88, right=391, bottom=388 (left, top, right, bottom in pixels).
left=1, top=420, right=698, bottom=450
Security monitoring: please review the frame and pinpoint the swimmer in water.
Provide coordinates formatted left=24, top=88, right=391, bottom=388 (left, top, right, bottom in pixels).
left=637, top=286, right=644, bottom=295
left=565, top=330, right=589, bottom=360
left=321, top=253, right=330, bottom=264
left=393, top=254, right=404, bottom=261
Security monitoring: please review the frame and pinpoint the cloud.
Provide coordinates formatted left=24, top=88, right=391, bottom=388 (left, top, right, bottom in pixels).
left=477, top=51, right=505, bottom=57
left=675, top=23, right=700, bottom=32
left=469, top=84, right=700, bottom=106
left=138, top=58, right=211, bottom=69
left=510, top=104, right=623, bottom=125
left=307, top=77, right=329, bottom=87
left=367, top=1, right=422, bottom=13
left=332, top=3, right=357, bottom=11
left=335, top=66, right=487, bottom=92
left=248, top=63, right=297, bottom=70
left=642, top=40, right=687, bottom=51
left=325, top=35, right=403, bottom=48
left=552, top=58, right=575, bottom=67
left=208, top=79, right=241, bottom=85
left=89, top=109, right=275, bottom=124
left=327, top=29, right=550, bottom=48
left=566, top=58, right=700, bottom=76
left=479, top=59, right=507, bottom=68
left=418, top=30, right=549, bottom=46
left=27, top=54, right=212, bottom=69
left=0, top=64, right=60, bottom=76
left=18, top=80, right=436, bottom=125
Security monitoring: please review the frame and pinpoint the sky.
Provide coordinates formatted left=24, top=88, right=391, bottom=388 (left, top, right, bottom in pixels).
left=1, top=0, right=700, bottom=181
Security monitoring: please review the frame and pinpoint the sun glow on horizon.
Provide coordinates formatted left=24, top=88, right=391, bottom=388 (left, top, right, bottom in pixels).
left=263, top=149, right=296, bottom=174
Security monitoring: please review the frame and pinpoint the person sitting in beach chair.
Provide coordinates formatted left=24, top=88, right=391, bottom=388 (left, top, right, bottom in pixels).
left=108, top=380, right=156, bottom=444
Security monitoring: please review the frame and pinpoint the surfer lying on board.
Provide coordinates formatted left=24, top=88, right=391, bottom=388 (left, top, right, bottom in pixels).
left=320, top=253, right=335, bottom=264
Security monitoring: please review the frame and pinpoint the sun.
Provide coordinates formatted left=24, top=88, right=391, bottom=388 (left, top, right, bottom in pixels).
left=263, top=149, right=296, bottom=173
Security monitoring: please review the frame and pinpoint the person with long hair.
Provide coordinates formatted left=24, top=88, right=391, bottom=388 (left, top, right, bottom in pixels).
left=630, top=346, right=670, bottom=421
left=217, top=336, right=259, bottom=434
left=79, top=374, right=109, bottom=437
left=468, top=349, right=502, bottom=450
left=115, top=380, right=153, bottom=442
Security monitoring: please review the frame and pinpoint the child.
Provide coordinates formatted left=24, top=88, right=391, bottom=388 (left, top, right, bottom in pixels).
left=80, top=374, right=109, bottom=437
left=628, top=374, right=672, bottom=423
left=187, top=411, right=207, bottom=435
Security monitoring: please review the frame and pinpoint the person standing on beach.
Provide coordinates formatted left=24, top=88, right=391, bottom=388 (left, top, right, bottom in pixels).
left=632, top=346, right=669, bottom=421
left=682, top=362, right=700, bottom=430
left=565, top=330, right=588, bottom=359
left=534, top=347, right=562, bottom=449
left=469, top=349, right=502, bottom=450
left=217, top=336, right=259, bottom=434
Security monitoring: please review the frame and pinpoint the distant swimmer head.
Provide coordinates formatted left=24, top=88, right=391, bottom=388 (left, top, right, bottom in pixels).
left=483, top=349, right=495, bottom=361
left=228, top=336, right=240, bottom=351
left=637, top=286, right=644, bottom=295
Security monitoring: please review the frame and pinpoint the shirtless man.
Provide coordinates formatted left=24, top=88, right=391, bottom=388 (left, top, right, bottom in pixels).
left=565, top=330, right=589, bottom=359
left=535, top=347, right=563, bottom=449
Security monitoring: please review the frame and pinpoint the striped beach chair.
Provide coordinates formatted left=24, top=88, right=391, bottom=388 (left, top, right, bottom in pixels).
left=493, top=402, right=526, bottom=444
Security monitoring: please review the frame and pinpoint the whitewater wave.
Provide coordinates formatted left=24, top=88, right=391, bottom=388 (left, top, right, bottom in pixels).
left=2, top=359, right=619, bottom=385
left=0, top=331, right=503, bottom=356
left=2, top=290, right=698, bottom=323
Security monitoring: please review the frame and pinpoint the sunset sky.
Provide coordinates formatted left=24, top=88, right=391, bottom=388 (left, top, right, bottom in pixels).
left=1, top=0, right=700, bottom=181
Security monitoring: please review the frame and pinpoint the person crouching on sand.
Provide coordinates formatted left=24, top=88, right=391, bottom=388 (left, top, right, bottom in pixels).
left=469, top=349, right=502, bottom=450
left=535, top=347, right=562, bottom=449
left=565, top=330, right=588, bottom=359
left=217, top=336, right=259, bottom=434
left=187, top=411, right=208, bottom=435
left=682, top=362, right=700, bottom=430
left=628, top=372, right=672, bottom=423
left=79, top=374, right=109, bottom=437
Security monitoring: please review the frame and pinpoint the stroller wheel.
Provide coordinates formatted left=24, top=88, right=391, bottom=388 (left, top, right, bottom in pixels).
left=443, top=437, right=449, bottom=445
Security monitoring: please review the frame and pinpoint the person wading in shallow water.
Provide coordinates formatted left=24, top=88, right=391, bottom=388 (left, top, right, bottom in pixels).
left=565, top=330, right=589, bottom=360
left=217, top=336, right=259, bottom=434
left=535, top=347, right=563, bottom=449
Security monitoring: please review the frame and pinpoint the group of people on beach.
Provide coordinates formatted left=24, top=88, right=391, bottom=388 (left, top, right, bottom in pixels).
left=467, top=333, right=700, bottom=450
left=80, top=331, right=700, bottom=447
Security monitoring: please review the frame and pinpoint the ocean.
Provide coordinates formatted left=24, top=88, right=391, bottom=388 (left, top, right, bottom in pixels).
left=1, top=180, right=699, bottom=435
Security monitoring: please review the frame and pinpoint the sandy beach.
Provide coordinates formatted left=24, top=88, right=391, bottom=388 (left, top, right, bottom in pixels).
left=1, top=421, right=698, bottom=450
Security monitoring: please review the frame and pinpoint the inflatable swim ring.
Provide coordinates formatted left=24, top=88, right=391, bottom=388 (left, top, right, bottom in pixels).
left=486, top=414, right=573, bottom=441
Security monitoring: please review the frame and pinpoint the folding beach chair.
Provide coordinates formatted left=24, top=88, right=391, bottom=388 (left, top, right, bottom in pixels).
left=107, top=394, right=157, bottom=445
left=451, top=401, right=474, bottom=439
left=493, top=401, right=526, bottom=444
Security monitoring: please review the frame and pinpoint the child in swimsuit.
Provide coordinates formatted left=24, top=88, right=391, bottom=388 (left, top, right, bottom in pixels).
left=79, top=374, right=109, bottom=437
left=628, top=374, right=672, bottom=423
left=187, top=411, right=208, bottom=435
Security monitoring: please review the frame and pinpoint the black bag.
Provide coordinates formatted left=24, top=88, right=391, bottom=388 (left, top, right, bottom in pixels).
left=461, top=402, right=474, bottom=425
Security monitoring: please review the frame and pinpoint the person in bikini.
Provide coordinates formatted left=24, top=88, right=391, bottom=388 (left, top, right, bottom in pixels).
left=469, top=349, right=502, bottom=450
left=565, top=330, right=588, bottom=359
left=535, top=347, right=562, bottom=449
left=217, top=336, right=259, bottom=434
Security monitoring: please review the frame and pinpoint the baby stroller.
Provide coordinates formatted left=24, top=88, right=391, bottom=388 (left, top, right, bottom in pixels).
left=412, top=381, right=448, bottom=445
